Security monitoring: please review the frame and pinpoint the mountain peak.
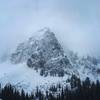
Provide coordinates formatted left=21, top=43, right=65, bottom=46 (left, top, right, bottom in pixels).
left=10, top=28, right=59, bottom=63
left=32, top=27, right=54, bottom=41
left=38, top=27, right=50, bottom=33
left=10, top=28, right=73, bottom=76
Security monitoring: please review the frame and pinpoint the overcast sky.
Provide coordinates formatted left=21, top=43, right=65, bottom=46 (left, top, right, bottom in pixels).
left=0, top=0, right=100, bottom=57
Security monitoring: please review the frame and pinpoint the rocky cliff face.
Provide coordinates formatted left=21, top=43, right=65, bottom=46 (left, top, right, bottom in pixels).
left=10, top=28, right=74, bottom=76
left=10, top=28, right=100, bottom=78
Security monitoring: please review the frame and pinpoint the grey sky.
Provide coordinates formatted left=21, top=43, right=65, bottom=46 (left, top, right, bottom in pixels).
left=0, top=0, right=100, bottom=56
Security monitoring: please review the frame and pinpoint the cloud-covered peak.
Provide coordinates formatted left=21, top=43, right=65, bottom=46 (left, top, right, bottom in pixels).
left=10, top=28, right=62, bottom=63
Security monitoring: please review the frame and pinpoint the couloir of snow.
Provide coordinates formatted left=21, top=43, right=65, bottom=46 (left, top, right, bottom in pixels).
left=0, top=61, right=69, bottom=93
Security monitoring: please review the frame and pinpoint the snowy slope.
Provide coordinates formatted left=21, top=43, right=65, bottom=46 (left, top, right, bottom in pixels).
left=67, top=51, right=100, bottom=81
left=0, top=60, right=99, bottom=93
left=0, top=61, right=69, bottom=93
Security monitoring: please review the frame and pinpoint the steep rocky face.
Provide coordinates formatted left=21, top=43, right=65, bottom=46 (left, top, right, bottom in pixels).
left=78, top=56, right=99, bottom=75
left=67, top=51, right=100, bottom=79
left=9, top=27, right=100, bottom=78
left=10, top=28, right=74, bottom=76
left=10, top=28, right=64, bottom=63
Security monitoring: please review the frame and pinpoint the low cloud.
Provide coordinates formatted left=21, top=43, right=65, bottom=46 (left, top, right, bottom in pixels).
left=0, top=0, right=100, bottom=57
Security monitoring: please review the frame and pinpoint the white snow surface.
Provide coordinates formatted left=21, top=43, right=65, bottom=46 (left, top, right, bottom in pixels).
left=0, top=61, right=68, bottom=93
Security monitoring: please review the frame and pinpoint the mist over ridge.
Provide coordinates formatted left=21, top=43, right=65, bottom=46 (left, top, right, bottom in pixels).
left=0, top=0, right=100, bottom=57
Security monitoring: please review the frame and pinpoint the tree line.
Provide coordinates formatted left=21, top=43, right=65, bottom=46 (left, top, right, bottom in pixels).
left=0, top=75, right=100, bottom=100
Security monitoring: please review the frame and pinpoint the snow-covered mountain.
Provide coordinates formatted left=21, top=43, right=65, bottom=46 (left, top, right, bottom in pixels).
left=10, top=28, right=75, bottom=77
left=11, top=27, right=64, bottom=64
left=0, top=27, right=100, bottom=93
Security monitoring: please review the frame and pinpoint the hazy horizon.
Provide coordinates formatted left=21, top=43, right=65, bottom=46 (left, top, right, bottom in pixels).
left=0, top=0, right=100, bottom=57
